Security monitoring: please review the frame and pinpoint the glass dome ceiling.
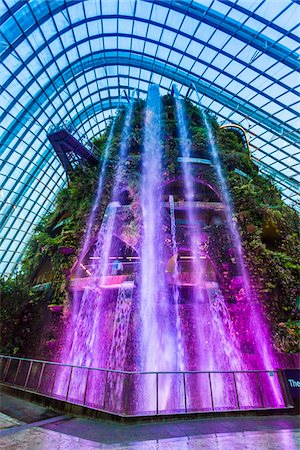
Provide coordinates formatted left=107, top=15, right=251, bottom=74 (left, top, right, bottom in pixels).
left=0, top=0, right=299, bottom=275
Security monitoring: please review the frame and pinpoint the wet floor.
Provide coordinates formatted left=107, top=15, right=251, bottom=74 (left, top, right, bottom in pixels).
left=1, top=389, right=299, bottom=449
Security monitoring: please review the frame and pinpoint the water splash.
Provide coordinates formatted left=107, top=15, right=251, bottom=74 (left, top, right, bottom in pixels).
left=139, top=85, right=176, bottom=411
left=173, top=86, right=250, bottom=408
left=195, top=90, right=283, bottom=405
left=169, top=194, right=185, bottom=372
left=75, top=114, right=118, bottom=271
left=54, top=102, right=134, bottom=403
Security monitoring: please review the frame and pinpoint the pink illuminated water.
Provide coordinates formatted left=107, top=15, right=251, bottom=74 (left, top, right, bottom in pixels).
left=174, top=86, right=248, bottom=408
left=52, top=87, right=285, bottom=414
left=53, top=102, right=134, bottom=405
left=75, top=114, right=117, bottom=270
left=169, top=194, right=185, bottom=372
left=139, top=85, right=179, bottom=411
left=194, top=90, right=283, bottom=406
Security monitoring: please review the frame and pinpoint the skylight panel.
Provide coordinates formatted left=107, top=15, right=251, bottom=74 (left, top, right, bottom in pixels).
left=266, top=62, right=292, bottom=80
left=181, top=15, right=199, bottom=35
left=166, top=10, right=184, bottom=29
left=208, top=30, right=230, bottom=49
left=102, top=17, right=117, bottom=34
left=195, top=22, right=215, bottom=41
left=238, top=68, right=258, bottom=84
left=204, top=67, right=219, bottom=82
left=139, top=80, right=148, bottom=92
left=0, top=2, right=8, bottom=16
left=119, top=0, right=135, bottom=16
left=264, top=83, right=287, bottom=98
left=18, top=67, right=32, bottom=86
left=119, top=18, right=133, bottom=35
left=101, top=0, right=118, bottom=15
left=27, top=28, right=45, bottom=51
left=87, top=20, right=101, bottom=37
left=156, top=45, right=170, bottom=61
left=15, top=39, right=33, bottom=60
left=14, top=4, right=35, bottom=33
left=147, top=24, right=162, bottom=41
left=3, top=52, right=22, bottom=72
left=180, top=55, right=194, bottom=71
left=78, top=41, right=91, bottom=57
left=2, top=16, right=22, bottom=43
left=243, top=17, right=265, bottom=33
left=133, top=20, right=147, bottom=38
left=56, top=53, right=69, bottom=70
left=274, top=109, right=296, bottom=121
left=90, top=38, right=102, bottom=53
left=118, top=36, right=131, bottom=50
left=103, top=36, right=117, bottom=49
left=29, top=0, right=50, bottom=22
left=279, top=71, right=299, bottom=89
left=274, top=3, right=300, bottom=29
left=251, top=54, right=278, bottom=72
left=282, top=167, right=298, bottom=177
left=161, top=28, right=177, bottom=46
left=75, top=23, right=88, bottom=40
left=250, top=75, right=272, bottom=91
left=68, top=3, right=85, bottom=23
left=256, top=0, right=291, bottom=22
left=139, top=69, right=150, bottom=81
left=53, top=11, right=70, bottom=31
left=135, top=0, right=152, bottom=20
left=144, top=41, right=158, bottom=56
left=258, top=27, right=281, bottom=42
left=151, top=4, right=169, bottom=24
left=278, top=35, right=300, bottom=52
left=150, top=72, right=162, bottom=85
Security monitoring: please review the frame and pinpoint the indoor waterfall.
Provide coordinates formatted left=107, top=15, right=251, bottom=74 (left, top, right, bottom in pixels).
left=53, top=101, right=134, bottom=406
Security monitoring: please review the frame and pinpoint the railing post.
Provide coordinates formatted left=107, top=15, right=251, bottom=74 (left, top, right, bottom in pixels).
left=37, top=362, right=45, bottom=392
left=232, top=372, right=240, bottom=409
left=3, top=358, right=11, bottom=382
left=256, top=371, right=264, bottom=408
left=65, top=366, right=73, bottom=401
left=83, top=368, right=90, bottom=406
left=277, top=369, right=293, bottom=407
left=13, top=360, right=21, bottom=385
left=24, top=361, right=33, bottom=389
left=208, top=372, right=214, bottom=411
left=103, top=370, right=109, bottom=410
left=50, top=365, right=56, bottom=396
left=183, top=372, right=187, bottom=412
left=156, top=372, right=159, bottom=415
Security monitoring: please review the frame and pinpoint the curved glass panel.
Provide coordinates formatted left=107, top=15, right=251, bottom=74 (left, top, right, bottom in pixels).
left=0, top=0, right=299, bottom=274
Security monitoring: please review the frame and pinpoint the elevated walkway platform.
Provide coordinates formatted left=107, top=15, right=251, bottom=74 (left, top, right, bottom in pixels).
left=47, top=126, right=98, bottom=173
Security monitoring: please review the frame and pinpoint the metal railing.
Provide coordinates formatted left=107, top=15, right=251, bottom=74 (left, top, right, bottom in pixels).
left=0, top=355, right=293, bottom=417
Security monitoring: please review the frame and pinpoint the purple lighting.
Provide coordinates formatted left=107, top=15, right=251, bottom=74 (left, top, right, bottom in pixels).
left=52, top=86, right=285, bottom=414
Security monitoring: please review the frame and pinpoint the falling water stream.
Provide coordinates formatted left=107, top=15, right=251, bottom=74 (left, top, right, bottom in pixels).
left=75, top=113, right=118, bottom=271
left=173, top=86, right=250, bottom=408
left=169, top=194, right=185, bottom=372
left=139, top=85, right=177, bottom=412
left=195, top=94, right=284, bottom=406
left=52, top=86, right=284, bottom=414
left=54, top=101, right=134, bottom=405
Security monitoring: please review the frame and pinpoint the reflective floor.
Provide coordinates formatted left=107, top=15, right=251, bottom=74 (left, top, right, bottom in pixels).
left=0, top=389, right=299, bottom=449
left=0, top=423, right=299, bottom=450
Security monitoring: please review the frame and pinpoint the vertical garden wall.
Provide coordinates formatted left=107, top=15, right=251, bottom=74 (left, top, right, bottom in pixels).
left=0, top=95, right=299, bottom=360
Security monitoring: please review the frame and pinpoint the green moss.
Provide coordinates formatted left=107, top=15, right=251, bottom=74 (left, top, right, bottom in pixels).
left=1, top=94, right=299, bottom=354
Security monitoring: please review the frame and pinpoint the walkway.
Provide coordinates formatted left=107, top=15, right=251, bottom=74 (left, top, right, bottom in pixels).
left=1, top=389, right=299, bottom=449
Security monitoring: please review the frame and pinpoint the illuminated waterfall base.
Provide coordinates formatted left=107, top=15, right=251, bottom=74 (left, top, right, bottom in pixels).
left=53, top=87, right=285, bottom=415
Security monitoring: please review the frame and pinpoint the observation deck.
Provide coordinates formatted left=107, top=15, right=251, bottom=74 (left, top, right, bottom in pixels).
left=47, top=124, right=98, bottom=173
